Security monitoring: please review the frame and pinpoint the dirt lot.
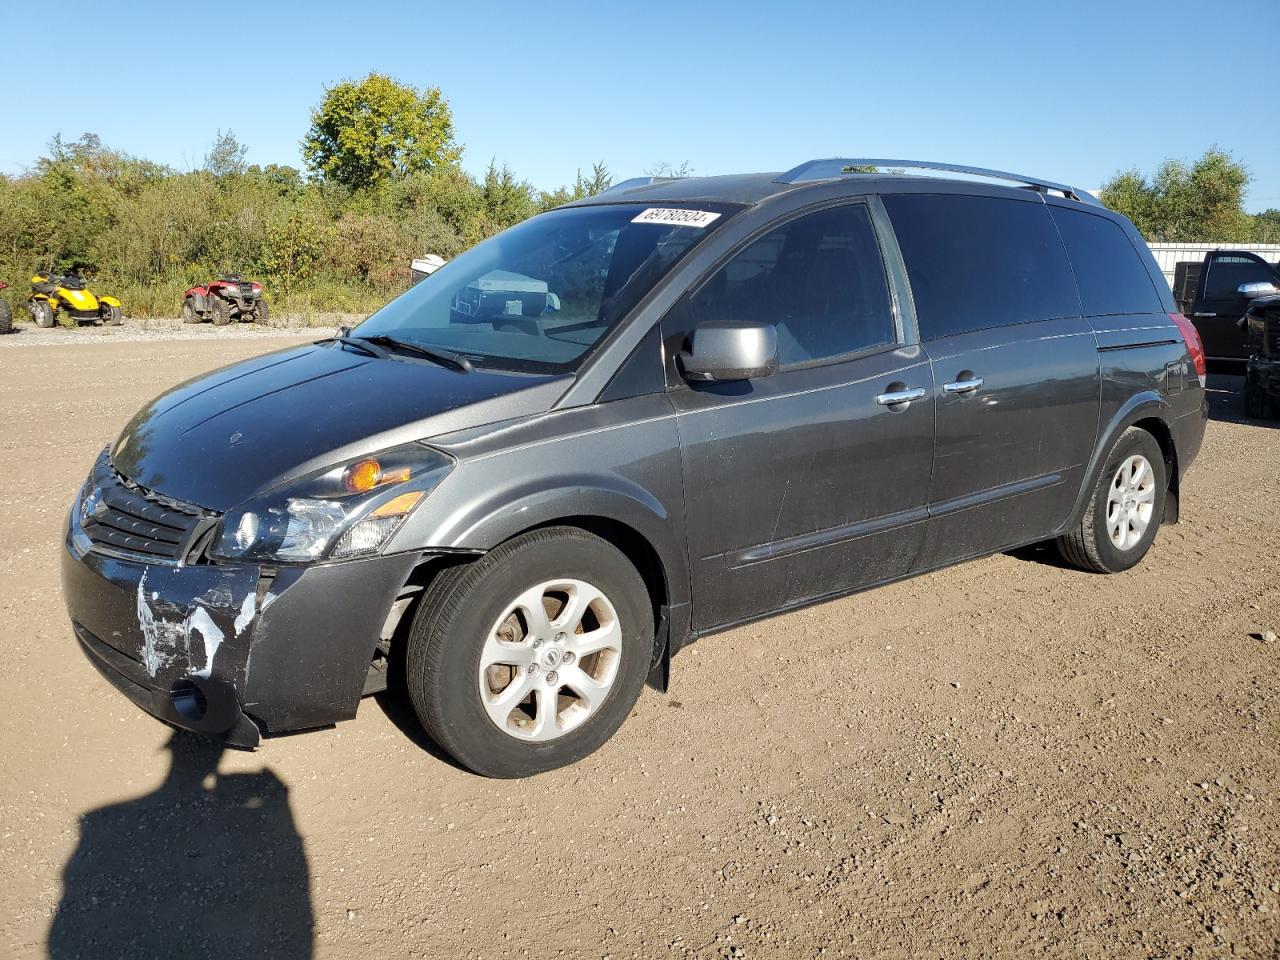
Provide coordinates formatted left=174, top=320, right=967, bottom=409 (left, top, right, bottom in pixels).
left=0, top=334, right=1277, bottom=960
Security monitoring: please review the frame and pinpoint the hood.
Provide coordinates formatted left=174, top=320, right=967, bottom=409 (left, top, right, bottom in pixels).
left=111, top=342, right=570, bottom=511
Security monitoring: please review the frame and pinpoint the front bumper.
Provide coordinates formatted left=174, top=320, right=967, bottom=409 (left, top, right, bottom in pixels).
left=62, top=517, right=418, bottom=746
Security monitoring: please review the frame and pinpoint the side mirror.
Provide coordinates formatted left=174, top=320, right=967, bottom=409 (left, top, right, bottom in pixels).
left=679, top=321, right=778, bottom=382
left=1238, top=281, right=1279, bottom=300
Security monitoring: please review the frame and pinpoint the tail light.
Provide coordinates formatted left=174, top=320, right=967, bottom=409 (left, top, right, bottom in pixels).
left=1170, top=313, right=1206, bottom=386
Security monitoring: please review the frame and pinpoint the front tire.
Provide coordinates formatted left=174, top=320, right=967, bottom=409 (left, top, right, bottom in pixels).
left=0, top=299, right=11, bottom=335
left=405, top=527, right=654, bottom=777
left=254, top=299, right=270, bottom=324
left=31, top=301, right=54, bottom=328
left=181, top=300, right=200, bottom=324
left=101, top=304, right=122, bottom=326
left=1057, top=427, right=1167, bottom=573
left=211, top=297, right=232, bottom=326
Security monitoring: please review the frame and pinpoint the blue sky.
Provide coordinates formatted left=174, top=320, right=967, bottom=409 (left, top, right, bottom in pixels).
left=1, top=0, right=1276, bottom=211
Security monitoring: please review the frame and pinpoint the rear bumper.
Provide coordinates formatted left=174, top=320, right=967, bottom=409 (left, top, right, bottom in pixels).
left=1171, top=393, right=1209, bottom=480
left=62, top=514, right=419, bottom=745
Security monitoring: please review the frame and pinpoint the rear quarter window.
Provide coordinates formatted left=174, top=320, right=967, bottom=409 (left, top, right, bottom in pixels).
left=883, top=193, right=1080, bottom=340
left=1050, top=207, right=1162, bottom=315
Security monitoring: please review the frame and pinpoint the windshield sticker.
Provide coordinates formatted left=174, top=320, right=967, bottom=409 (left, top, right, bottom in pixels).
left=631, top=208, right=721, bottom=228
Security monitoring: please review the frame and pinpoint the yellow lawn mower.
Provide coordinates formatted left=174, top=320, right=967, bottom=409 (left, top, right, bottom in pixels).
left=29, top=271, right=123, bottom=328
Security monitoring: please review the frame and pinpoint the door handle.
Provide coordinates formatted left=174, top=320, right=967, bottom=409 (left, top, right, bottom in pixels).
left=875, top=387, right=926, bottom=406
left=943, top=377, right=984, bottom=395
left=1192, top=311, right=1216, bottom=318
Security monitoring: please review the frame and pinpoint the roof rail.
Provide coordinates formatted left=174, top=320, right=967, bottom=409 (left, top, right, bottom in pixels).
left=775, top=158, right=1100, bottom=204
left=597, top=175, right=684, bottom=196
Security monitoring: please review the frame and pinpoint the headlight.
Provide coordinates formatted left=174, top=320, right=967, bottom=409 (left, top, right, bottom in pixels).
left=211, top=443, right=453, bottom=563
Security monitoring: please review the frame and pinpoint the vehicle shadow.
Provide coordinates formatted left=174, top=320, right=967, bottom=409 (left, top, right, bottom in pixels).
left=373, top=623, right=470, bottom=773
left=48, top=732, right=313, bottom=959
left=1004, top=540, right=1079, bottom=570
left=1205, top=371, right=1277, bottom=428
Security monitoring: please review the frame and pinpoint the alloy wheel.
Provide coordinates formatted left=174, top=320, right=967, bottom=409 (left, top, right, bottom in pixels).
left=477, top=578, right=623, bottom=742
left=1106, top=454, right=1156, bottom=550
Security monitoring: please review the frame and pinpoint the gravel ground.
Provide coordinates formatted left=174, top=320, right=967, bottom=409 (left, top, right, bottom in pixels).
left=0, top=335, right=1277, bottom=959
left=0, top=316, right=346, bottom=348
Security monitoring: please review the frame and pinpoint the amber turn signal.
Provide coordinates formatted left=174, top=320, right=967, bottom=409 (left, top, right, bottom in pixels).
left=369, top=491, right=424, bottom=518
left=344, top=459, right=382, bottom=493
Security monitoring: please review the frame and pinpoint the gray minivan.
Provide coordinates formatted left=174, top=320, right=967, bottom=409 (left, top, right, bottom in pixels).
left=62, top=159, right=1208, bottom=777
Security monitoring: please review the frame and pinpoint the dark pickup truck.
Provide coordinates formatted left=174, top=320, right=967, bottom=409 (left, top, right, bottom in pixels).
left=1174, top=250, right=1280, bottom=360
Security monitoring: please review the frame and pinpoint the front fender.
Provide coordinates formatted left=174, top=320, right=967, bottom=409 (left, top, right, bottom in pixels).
left=98, top=295, right=122, bottom=308
left=390, top=473, right=691, bottom=615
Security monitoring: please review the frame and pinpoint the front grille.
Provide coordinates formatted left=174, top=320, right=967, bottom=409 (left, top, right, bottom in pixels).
left=238, top=282, right=254, bottom=298
left=81, top=452, right=212, bottom=561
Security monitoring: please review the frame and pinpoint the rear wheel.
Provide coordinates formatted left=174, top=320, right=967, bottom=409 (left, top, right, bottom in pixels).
left=101, top=304, right=122, bottom=326
left=405, top=527, right=654, bottom=777
left=0, top=299, right=11, bottom=335
left=254, top=299, right=270, bottom=324
left=31, top=300, right=54, bottom=328
left=1057, top=427, right=1166, bottom=574
left=210, top=297, right=232, bottom=326
left=181, top=299, right=200, bottom=324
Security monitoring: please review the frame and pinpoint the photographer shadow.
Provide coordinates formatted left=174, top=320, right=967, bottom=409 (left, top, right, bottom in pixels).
left=48, top=731, right=313, bottom=959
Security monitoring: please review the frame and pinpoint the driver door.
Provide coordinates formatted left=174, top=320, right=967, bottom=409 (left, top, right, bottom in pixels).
left=666, top=202, right=935, bottom=631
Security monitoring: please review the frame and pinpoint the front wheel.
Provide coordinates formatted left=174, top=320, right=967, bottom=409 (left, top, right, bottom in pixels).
left=210, top=298, right=232, bottom=326
left=0, top=299, right=11, bottom=335
left=1057, top=427, right=1167, bottom=573
left=31, top=300, right=54, bottom=328
left=101, top=304, right=122, bottom=326
left=405, top=527, right=654, bottom=777
left=181, top=300, right=200, bottom=324
left=254, top=299, right=270, bottom=324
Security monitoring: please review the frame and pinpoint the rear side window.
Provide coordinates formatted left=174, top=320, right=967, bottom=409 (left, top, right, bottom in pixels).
left=690, top=203, right=895, bottom=367
left=1203, top=255, right=1280, bottom=299
left=1050, top=208, right=1162, bottom=315
left=883, top=194, right=1080, bottom=340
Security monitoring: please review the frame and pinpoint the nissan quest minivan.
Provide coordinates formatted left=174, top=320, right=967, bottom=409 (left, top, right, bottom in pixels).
left=62, top=159, right=1208, bottom=777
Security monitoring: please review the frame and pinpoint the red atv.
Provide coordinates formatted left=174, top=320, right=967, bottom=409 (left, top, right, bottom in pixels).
left=181, top=274, right=269, bottom=325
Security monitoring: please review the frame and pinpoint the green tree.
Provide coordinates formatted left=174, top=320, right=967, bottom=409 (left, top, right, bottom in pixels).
left=1254, top=209, right=1280, bottom=243
left=204, top=129, right=248, bottom=177
left=1099, top=147, right=1253, bottom=242
left=480, top=161, right=538, bottom=232
left=303, top=73, right=459, bottom=190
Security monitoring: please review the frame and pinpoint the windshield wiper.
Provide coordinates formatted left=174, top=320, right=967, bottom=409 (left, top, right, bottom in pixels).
left=328, top=335, right=389, bottom=359
left=358, top=334, right=473, bottom=373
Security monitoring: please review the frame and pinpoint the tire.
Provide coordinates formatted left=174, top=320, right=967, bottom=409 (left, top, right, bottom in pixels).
left=101, top=304, right=122, bottom=326
left=0, top=299, right=11, bottom=335
left=211, top=297, right=233, bottom=326
left=181, top=299, right=200, bottom=324
left=1056, top=427, right=1167, bottom=574
left=405, top=526, right=654, bottom=777
left=254, top=299, right=269, bottom=324
left=31, top=301, right=54, bottom=328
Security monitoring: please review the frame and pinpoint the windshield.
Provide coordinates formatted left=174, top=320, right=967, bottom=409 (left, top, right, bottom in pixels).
left=354, top=202, right=736, bottom=373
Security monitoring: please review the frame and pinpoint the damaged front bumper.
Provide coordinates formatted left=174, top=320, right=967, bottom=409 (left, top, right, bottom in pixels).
left=62, top=515, right=418, bottom=748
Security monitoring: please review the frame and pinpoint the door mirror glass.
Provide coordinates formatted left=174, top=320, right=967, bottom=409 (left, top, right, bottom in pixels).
left=1238, top=281, right=1279, bottom=300
left=679, top=321, right=778, bottom=382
